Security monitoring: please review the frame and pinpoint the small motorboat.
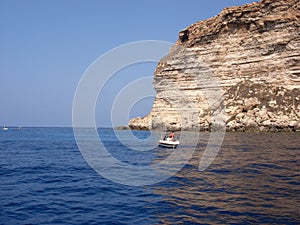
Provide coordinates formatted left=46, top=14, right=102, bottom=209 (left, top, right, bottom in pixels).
left=159, top=137, right=180, bottom=148
left=2, top=126, right=8, bottom=131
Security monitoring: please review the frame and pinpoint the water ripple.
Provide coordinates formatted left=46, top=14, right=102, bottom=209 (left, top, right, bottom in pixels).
left=0, top=128, right=299, bottom=224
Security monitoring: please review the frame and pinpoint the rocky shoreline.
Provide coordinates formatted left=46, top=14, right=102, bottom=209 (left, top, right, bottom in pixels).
left=224, top=80, right=300, bottom=132
left=128, top=0, right=300, bottom=132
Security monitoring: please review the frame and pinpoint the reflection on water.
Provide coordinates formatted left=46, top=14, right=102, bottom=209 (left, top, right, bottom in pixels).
left=151, top=133, right=300, bottom=224
left=0, top=129, right=299, bottom=224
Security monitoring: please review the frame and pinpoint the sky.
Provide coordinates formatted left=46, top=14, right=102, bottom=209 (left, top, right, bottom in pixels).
left=0, top=0, right=256, bottom=127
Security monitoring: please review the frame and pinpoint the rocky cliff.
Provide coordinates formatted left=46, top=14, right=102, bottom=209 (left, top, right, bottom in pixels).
left=129, top=0, right=300, bottom=132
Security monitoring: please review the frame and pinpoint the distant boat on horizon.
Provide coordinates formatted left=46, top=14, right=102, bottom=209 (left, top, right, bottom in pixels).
left=3, top=126, right=8, bottom=131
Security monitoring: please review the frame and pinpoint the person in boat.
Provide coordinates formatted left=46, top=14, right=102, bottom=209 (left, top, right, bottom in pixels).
left=169, top=131, right=175, bottom=141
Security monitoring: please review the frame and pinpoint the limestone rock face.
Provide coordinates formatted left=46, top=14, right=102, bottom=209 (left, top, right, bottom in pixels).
left=129, top=0, right=300, bottom=132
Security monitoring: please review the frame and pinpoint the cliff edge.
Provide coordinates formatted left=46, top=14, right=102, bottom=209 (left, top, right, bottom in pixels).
left=129, top=0, right=300, bottom=132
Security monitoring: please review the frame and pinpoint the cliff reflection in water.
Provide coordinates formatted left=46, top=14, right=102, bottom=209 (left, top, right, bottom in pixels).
left=152, top=133, right=299, bottom=224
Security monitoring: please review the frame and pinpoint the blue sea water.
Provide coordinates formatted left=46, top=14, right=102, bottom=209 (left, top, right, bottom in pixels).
left=0, top=128, right=299, bottom=224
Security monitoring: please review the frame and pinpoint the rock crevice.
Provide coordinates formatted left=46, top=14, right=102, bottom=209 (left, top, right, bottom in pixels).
left=129, top=0, right=300, bottom=132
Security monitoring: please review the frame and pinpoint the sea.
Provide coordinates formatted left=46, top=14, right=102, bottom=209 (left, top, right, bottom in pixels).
left=0, top=127, right=299, bottom=224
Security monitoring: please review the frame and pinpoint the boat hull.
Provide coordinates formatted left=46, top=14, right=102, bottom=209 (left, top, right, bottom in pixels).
left=158, top=140, right=180, bottom=148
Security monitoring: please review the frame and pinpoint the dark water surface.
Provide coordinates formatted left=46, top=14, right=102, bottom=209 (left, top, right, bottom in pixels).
left=0, top=128, right=299, bottom=224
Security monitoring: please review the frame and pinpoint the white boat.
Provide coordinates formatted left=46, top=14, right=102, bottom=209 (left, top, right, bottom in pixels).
left=2, top=126, right=8, bottom=131
left=158, top=138, right=180, bottom=148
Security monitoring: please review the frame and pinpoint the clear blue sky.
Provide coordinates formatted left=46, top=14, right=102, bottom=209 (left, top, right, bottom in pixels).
left=0, top=0, right=255, bottom=127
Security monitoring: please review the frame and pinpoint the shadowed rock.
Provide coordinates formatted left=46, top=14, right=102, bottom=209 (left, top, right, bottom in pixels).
left=129, top=0, right=300, bottom=132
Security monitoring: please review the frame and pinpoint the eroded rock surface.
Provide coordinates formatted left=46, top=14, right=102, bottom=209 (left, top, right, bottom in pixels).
left=129, top=0, right=300, bottom=132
